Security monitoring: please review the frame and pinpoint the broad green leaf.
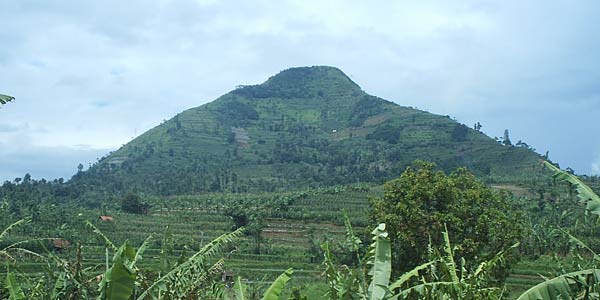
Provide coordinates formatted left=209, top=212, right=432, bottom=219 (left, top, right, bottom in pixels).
left=343, top=209, right=362, bottom=255
left=262, top=268, right=293, bottom=300
left=0, top=219, right=28, bottom=241
left=234, top=276, right=247, bottom=300
left=560, top=229, right=600, bottom=261
left=516, top=269, right=600, bottom=300
left=51, top=272, right=67, bottom=300
left=367, top=223, right=391, bottom=300
left=471, top=242, right=520, bottom=280
left=396, top=281, right=466, bottom=298
left=98, top=243, right=137, bottom=300
left=5, top=273, right=26, bottom=300
left=104, top=262, right=136, bottom=300
left=442, top=224, right=459, bottom=283
left=388, top=261, right=435, bottom=290
left=131, top=234, right=153, bottom=268
left=545, top=161, right=600, bottom=216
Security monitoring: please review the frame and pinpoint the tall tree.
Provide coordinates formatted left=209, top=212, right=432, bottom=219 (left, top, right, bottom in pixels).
left=503, top=129, right=512, bottom=146
left=370, top=161, right=524, bottom=278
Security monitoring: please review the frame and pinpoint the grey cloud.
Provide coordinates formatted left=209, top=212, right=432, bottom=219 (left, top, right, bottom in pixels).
left=0, top=0, right=599, bottom=177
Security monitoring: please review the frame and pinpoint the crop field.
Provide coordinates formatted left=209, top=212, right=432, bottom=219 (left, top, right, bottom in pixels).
left=2, top=183, right=562, bottom=299
left=3, top=186, right=371, bottom=282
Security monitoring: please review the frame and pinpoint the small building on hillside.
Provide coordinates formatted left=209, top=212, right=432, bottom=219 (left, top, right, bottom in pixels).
left=52, top=238, right=71, bottom=251
left=99, top=215, right=114, bottom=222
left=222, top=270, right=235, bottom=283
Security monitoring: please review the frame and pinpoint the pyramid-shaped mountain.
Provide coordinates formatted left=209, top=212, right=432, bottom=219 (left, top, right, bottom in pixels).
left=75, top=66, right=544, bottom=195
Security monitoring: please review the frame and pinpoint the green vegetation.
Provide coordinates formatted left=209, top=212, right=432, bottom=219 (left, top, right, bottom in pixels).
left=68, top=66, right=545, bottom=200
left=370, top=161, right=524, bottom=278
left=121, top=193, right=150, bottom=214
left=4, top=68, right=600, bottom=299
left=3, top=163, right=600, bottom=299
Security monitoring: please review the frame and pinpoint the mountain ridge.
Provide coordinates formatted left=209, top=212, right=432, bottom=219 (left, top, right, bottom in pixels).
left=72, top=66, right=545, bottom=197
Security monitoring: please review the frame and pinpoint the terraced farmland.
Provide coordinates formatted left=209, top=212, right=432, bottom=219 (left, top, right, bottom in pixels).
left=3, top=183, right=575, bottom=298
left=5, top=186, right=374, bottom=286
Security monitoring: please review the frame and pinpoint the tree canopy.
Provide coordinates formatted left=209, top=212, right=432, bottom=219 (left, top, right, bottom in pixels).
left=121, top=192, right=149, bottom=214
left=370, top=161, right=524, bottom=277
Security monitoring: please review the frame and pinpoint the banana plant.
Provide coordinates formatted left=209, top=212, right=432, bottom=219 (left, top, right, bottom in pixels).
left=544, top=161, right=600, bottom=216
left=322, top=216, right=518, bottom=300
left=390, top=225, right=515, bottom=300
left=0, top=219, right=46, bottom=262
left=322, top=222, right=392, bottom=300
left=366, top=224, right=392, bottom=300
left=0, top=93, right=14, bottom=105
left=4, top=272, right=27, bottom=300
left=517, top=269, right=600, bottom=300
left=97, top=242, right=138, bottom=300
left=1, top=219, right=53, bottom=300
left=514, top=162, right=600, bottom=300
left=3, top=221, right=244, bottom=300
left=136, top=227, right=245, bottom=299
left=230, top=268, right=294, bottom=300
left=262, top=268, right=294, bottom=300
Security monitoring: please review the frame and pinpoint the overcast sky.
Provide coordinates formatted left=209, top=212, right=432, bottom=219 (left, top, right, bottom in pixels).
left=1, top=1, right=599, bottom=181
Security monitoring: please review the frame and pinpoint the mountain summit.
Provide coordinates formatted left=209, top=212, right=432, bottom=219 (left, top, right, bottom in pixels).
left=251, top=66, right=362, bottom=97
left=74, top=66, right=544, bottom=196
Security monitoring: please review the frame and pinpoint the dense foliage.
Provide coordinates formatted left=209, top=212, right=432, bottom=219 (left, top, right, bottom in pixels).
left=121, top=193, right=149, bottom=214
left=370, top=161, right=525, bottom=278
left=2, top=160, right=600, bottom=299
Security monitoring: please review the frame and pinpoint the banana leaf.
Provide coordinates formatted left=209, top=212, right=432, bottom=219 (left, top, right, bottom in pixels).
left=5, top=272, right=26, bottom=300
left=234, top=276, right=247, bottom=300
left=517, top=269, right=600, bottom=300
left=262, top=268, right=293, bottom=300
left=0, top=94, right=14, bottom=105
left=544, top=161, right=600, bottom=216
left=367, top=223, right=392, bottom=300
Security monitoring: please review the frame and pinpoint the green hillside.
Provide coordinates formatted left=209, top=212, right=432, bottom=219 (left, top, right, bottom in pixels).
left=74, top=66, right=545, bottom=196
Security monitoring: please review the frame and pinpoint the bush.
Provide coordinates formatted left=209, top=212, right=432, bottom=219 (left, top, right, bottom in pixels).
left=121, top=192, right=150, bottom=214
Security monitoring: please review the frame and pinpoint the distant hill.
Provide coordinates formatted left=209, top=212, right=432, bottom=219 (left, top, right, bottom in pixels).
left=73, top=66, right=545, bottom=196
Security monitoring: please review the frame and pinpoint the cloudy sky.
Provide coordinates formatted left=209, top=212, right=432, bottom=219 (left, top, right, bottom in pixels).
left=1, top=1, right=599, bottom=181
